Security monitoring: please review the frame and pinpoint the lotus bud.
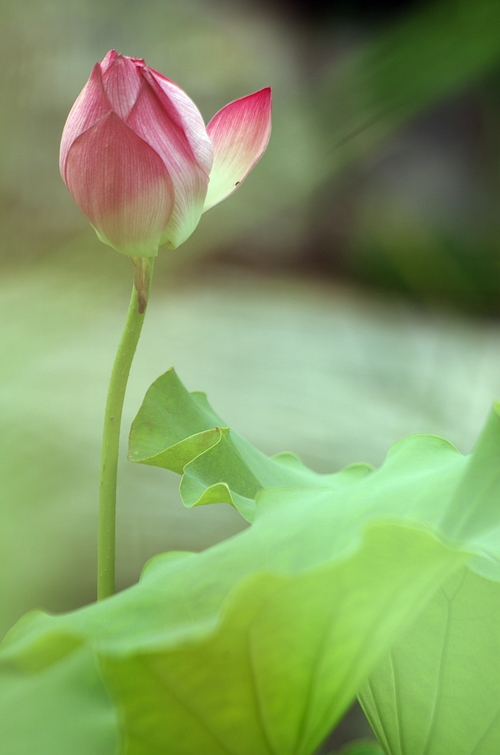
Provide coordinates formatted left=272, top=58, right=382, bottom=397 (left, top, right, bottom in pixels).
left=60, top=50, right=272, bottom=258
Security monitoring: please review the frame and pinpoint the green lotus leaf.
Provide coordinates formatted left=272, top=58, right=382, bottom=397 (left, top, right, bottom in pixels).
left=354, top=400, right=500, bottom=755
left=129, top=372, right=500, bottom=578
left=128, top=371, right=500, bottom=754
left=129, top=369, right=371, bottom=522
left=2, top=373, right=500, bottom=753
left=351, top=410, right=500, bottom=755
left=0, top=522, right=462, bottom=755
left=360, top=566, right=500, bottom=755
left=0, top=639, right=118, bottom=755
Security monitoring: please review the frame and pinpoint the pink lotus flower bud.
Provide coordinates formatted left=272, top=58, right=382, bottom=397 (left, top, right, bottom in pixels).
left=60, top=51, right=272, bottom=258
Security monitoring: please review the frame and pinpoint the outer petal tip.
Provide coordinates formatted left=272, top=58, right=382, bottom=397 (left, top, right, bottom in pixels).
left=100, top=50, right=118, bottom=74
left=203, top=87, right=272, bottom=212
left=101, top=53, right=142, bottom=120
left=59, top=62, right=111, bottom=181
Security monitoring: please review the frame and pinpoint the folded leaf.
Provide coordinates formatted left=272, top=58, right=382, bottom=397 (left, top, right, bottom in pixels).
left=129, top=368, right=371, bottom=522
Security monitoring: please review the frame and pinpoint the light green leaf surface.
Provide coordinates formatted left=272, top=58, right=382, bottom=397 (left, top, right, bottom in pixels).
left=129, top=368, right=366, bottom=523
left=129, top=370, right=500, bottom=754
left=0, top=642, right=118, bottom=755
left=0, top=524, right=461, bottom=755
left=360, top=567, right=500, bottom=754
left=130, top=372, right=500, bottom=579
left=2, top=372, right=500, bottom=753
left=355, top=402, right=500, bottom=755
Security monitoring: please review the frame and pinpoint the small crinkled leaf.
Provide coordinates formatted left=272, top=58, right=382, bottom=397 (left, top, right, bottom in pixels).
left=128, top=368, right=224, bottom=465
left=0, top=640, right=118, bottom=755
left=360, top=566, right=500, bottom=755
left=129, top=371, right=500, bottom=576
left=129, top=369, right=368, bottom=521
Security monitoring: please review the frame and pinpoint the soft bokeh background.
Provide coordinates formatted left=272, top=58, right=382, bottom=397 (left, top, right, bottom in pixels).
left=3, top=0, right=500, bottom=749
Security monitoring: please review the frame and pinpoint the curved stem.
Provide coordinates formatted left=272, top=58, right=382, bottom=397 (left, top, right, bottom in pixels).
left=98, top=257, right=154, bottom=601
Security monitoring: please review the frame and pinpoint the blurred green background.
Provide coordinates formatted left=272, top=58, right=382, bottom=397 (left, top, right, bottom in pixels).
left=3, top=0, right=500, bottom=749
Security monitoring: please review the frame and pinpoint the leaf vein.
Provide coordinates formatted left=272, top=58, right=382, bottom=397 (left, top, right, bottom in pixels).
left=136, top=654, right=236, bottom=755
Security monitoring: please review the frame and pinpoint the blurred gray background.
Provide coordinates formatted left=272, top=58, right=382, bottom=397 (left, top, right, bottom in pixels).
left=3, top=0, right=500, bottom=749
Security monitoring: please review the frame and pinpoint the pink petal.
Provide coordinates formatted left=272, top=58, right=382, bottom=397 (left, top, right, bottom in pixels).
left=99, top=50, right=118, bottom=74
left=64, top=112, right=175, bottom=257
left=59, top=63, right=111, bottom=178
left=101, top=54, right=142, bottom=120
left=203, top=88, right=272, bottom=212
left=146, top=68, right=213, bottom=177
left=126, top=79, right=210, bottom=249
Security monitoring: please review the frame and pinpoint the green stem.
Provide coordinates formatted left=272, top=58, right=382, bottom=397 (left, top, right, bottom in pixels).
left=98, top=257, right=154, bottom=601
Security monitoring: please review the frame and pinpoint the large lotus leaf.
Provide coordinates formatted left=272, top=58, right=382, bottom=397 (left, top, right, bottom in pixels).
left=3, top=376, right=500, bottom=753
left=0, top=523, right=462, bottom=755
left=359, top=566, right=500, bottom=755
left=129, top=371, right=500, bottom=753
left=0, top=639, right=118, bottom=755
left=353, top=403, right=500, bottom=754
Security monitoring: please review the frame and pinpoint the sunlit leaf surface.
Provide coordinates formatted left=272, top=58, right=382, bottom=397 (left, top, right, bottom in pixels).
left=1, top=372, right=500, bottom=753
left=360, top=567, right=500, bottom=755
left=129, top=368, right=372, bottom=522
left=0, top=525, right=460, bottom=755
left=0, top=643, right=118, bottom=755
